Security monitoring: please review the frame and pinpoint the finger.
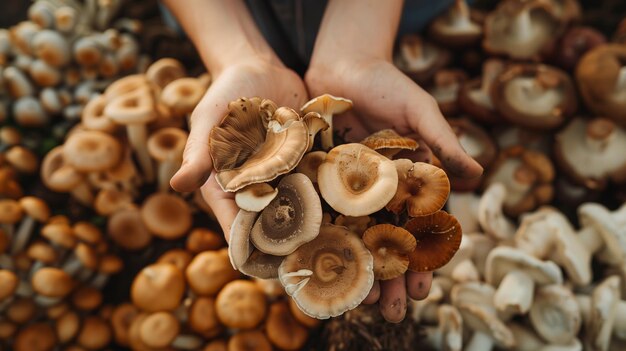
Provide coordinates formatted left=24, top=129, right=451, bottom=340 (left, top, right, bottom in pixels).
left=405, top=86, right=483, bottom=179
left=379, top=276, right=407, bottom=323
left=200, top=173, right=238, bottom=243
left=170, top=93, right=226, bottom=193
left=406, top=271, right=433, bottom=301
left=362, top=281, right=380, bottom=304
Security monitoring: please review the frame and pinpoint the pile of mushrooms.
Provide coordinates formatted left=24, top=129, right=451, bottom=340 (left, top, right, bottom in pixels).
left=209, top=95, right=463, bottom=320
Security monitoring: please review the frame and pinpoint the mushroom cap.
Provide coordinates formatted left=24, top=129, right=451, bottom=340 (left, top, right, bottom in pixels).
left=301, top=94, right=353, bottom=118
left=295, top=151, right=326, bottom=185
left=0, top=269, right=18, bottom=300
left=110, top=303, right=139, bottom=346
left=578, top=203, right=626, bottom=264
left=215, top=280, right=267, bottom=329
left=251, top=173, right=322, bottom=255
left=63, top=130, right=122, bottom=172
left=104, top=88, right=157, bottom=125
left=588, top=276, right=621, bottom=351
left=139, top=311, right=180, bottom=348
left=186, top=228, right=224, bottom=253
left=485, top=246, right=563, bottom=286
left=333, top=215, right=374, bottom=236
left=360, top=129, right=418, bottom=158
left=405, top=210, right=462, bottom=272
left=278, top=224, right=374, bottom=319
left=157, top=249, right=193, bottom=271
left=14, top=323, right=57, bottom=351
left=210, top=98, right=309, bottom=192
left=448, top=119, right=497, bottom=190
left=266, top=301, right=310, bottom=351
left=145, top=58, right=185, bottom=89
left=147, top=127, right=188, bottom=162
left=107, top=207, right=152, bottom=250
left=0, top=198, right=24, bottom=224
left=131, top=263, right=185, bottom=312
left=239, top=250, right=284, bottom=280
left=186, top=249, right=240, bottom=295
left=82, top=94, right=117, bottom=133
left=189, top=297, right=222, bottom=338
left=140, top=193, right=192, bottom=240
left=491, top=64, right=577, bottom=130
left=428, top=0, right=483, bottom=47
left=386, top=159, right=450, bottom=217
left=41, top=222, right=76, bottom=248
left=73, top=221, right=102, bottom=245
left=477, top=183, right=516, bottom=241
left=75, top=242, right=99, bottom=270
left=28, top=241, right=57, bottom=263
left=72, top=285, right=103, bottom=311
left=235, top=183, right=278, bottom=212
left=576, top=44, right=626, bottom=125
left=41, top=146, right=84, bottom=192
left=556, top=26, right=607, bottom=71
left=98, top=254, right=124, bottom=274
left=31, top=267, right=74, bottom=298
left=56, top=310, right=80, bottom=343
left=5, top=146, right=38, bottom=174
left=529, top=284, right=581, bottom=344
left=228, top=210, right=257, bottom=271
left=554, top=117, right=626, bottom=190
left=456, top=302, right=516, bottom=348
left=362, top=224, right=417, bottom=280
left=458, top=59, right=506, bottom=124
left=393, top=34, right=451, bottom=84
left=104, top=74, right=151, bottom=101
left=76, top=316, right=111, bottom=350
left=161, top=77, right=205, bottom=116
left=318, top=143, right=398, bottom=217
left=227, top=330, right=273, bottom=351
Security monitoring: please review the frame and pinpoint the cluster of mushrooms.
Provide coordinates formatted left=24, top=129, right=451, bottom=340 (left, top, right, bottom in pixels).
left=0, top=0, right=147, bottom=128
left=210, top=95, right=463, bottom=320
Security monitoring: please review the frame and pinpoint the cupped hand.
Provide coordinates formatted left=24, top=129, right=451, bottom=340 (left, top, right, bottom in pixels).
left=170, top=59, right=308, bottom=240
left=304, top=57, right=483, bottom=322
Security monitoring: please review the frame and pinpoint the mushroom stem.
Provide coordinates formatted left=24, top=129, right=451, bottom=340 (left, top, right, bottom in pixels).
left=493, top=270, right=535, bottom=316
left=465, top=332, right=495, bottom=351
left=126, top=125, right=154, bottom=183
left=577, top=227, right=604, bottom=255
left=34, top=295, right=62, bottom=307
left=512, top=8, right=533, bottom=42
left=320, top=116, right=334, bottom=150
left=61, top=255, right=83, bottom=277
left=171, top=334, right=204, bottom=350
left=576, top=294, right=626, bottom=340
left=70, top=181, right=94, bottom=206
left=12, top=216, right=35, bottom=254
left=450, top=0, right=471, bottom=26
left=90, top=273, right=109, bottom=290
left=281, top=269, right=313, bottom=295
left=157, top=160, right=179, bottom=192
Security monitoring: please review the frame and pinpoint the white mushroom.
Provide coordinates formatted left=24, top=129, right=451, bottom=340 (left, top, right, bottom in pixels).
left=478, top=183, right=516, bottom=242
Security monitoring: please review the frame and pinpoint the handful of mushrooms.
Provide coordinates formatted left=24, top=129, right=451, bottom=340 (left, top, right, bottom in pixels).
left=209, top=95, right=463, bottom=320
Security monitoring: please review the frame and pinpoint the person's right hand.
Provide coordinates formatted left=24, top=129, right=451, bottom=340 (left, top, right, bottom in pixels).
left=170, top=58, right=308, bottom=241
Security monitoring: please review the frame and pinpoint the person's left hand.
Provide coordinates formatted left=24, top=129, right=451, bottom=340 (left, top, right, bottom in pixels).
left=304, top=56, right=483, bottom=322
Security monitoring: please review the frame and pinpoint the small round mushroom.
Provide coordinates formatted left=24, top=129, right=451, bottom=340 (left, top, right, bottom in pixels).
left=110, top=303, right=139, bottom=347
left=139, top=311, right=202, bottom=350
left=107, top=206, right=152, bottom=250
left=405, top=210, right=462, bottom=272
left=76, top=316, right=112, bottom=350
left=31, top=29, right=70, bottom=67
left=186, top=228, right=224, bottom=253
left=186, top=249, right=240, bottom=296
left=555, top=26, right=607, bottom=71
left=458, top=59, right=506, bottom=124
left=300, top=94, right=353, bottom=150
left=145, top=58, right=185, bottom=89
left=227, top=330, right=273, bottom=351
left=491, top=64, right=577, bottom=130
left=215, top=280, right=267, bottom=329
left=161, top=77, right=205, bottom=117
left=393, top=34, right=451, bottom=84
left=235, top=183, right=278, bottom=212
left=31, top=267, right=74, bottom=306
left=140, top=193, right=192, bottom=240
left=428, top=0, right=482, bottom=47
left=14, top=323, right=56, bottom=351
left=13, top=96, right=49, bottom=127
left=386, top=159, right=450, bottom=217
left=359, top=129, right=419, bottom=159
left=189, top=296, right=223, bottom=338
left=529, top=284, right=581, bottom=344
left=266, top=301, right=310, bottom=351
left=318, top=143, right=398, bottom=217
left=12, top=196, right=49, bottom=254
left=147, top=127, right=188, bottom=191
left=362, top=224, right=416, bottom=280
left=422, top=304, right=464, bottom=351
left=131, top=263, right=185, bottom=312
left=62, top=130, right=123, bottom=173
left=427, top=69, right=468, bottom=116
left=278, top=224, right=374, bottom=319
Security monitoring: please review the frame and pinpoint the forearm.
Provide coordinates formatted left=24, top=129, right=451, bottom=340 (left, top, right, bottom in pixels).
left=162, top=0, right=282, bottom=74
left=310, top=0, right=404, bottom=64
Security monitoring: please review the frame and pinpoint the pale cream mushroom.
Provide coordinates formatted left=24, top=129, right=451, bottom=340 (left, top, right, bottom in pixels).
left=301, top=94, right=353, bottom=150
left=317, top=143, right=398, bottom=216
left=278, top=224, right=374, bottom=319
left=529, top=284, right=581, bottom=345
left=393, top=34, right=451, bottom=84
left=360, top=129, right=418, bottom=159
left=423, top=304, right=464, bottom=351
left=577, top=202, right=626, bottom=266
left=509, top=323, right=583, bottom=351
left=437, top=234, right=480, bottom=283
left=145, top=58, right=185, bottom=89
left=446, top=192, right=480, bottom=233
left=161, top=77, right=205, bottom=117
left=147, top=127, right=188, bottom=191
left=235, top=183, right=278, bottom=212
left=477, top=183, right=516, bottom=242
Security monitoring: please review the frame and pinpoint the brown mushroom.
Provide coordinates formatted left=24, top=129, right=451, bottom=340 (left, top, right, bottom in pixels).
left=295, top=151, right=327, bottom=187
left=186, top=248, right=240, bottom=296
left=5, top=146, right=38, bottom=174
left=555, top=26, right=606, bottom=71
left=131, top=263, right=185, bottom=312
left=14, top=323, right=56, bottom=351
left=157, top=249, right=193, bottom=271
left=189, top=296, right=223, bottom=338
left=227, top=330, right=272, bottom=351
left=300, top=94, right=353, bottom=150
left=428, top=0, right=483, bottom=47
left=161, top=77, right=205, bottom=117
left=186, top=228, right=224, bottom=253
left=107, top=206, right=152, bottom=250
left=363, top=224, right=417, bottom=280
left=145, top=58, right=185, bottom=89
left=147, top=127, right=188, bottom=191
left=394, top=34, right=451, bottom=84
left=41, top=146, right=93, bottom=206
left=110, top=303, right=139, bottom=347
left=31, top=267, right=74, bottom=305
left=140, top=193, right=192, bottom=240
left=405, top=211, right=462, bottom=272
left=215, top=280, right=267, bottom=329
left=458, top=59, right=506, bottom=124
left=360, top=129, right=419, bottom=159
left=266, top=301, right=310, bottom=350
left=76, top=316, right=112, bottom=350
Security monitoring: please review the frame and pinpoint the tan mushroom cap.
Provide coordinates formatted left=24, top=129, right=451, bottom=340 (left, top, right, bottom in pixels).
left=363, top=224, right=417, bottom=280
left=227, top=330, right=273, bottom=351
left=0, top=199, right=23, bottom=224
left=139, top=311, right=180, bottom=348
left=157, top=249, right=193, bottom=271
left=77, top=316, right=112, bottom=350
left=529, top=284, right=581, bottom=344
left=161, top=77, right=205, bottom=116
left=189, top=297, right=222, bottom=338
left=266, top=301, right=309, bottom=351
left=104, top=74, right=151, bottom=101
left=27, top=241, right=57, bottom=263
left=318, top=143, right=398, bottom=217
left=72, top=222, right=102, bottom=245
left=334, top=215, right=374, bottom=236
left=5, top=146, right=38, bottom=174
left=393, top=34, right=451, bottom=84
left=0, top=269, right=18, bottom=300
left=110, top=303, right=139, bottom=346
left=14, top=323, right=57, bottom=351
left=131, top=263, right=185, bottom=312
left=215, top=280, right=267, bottom=329
left=63, top=130, right=123, bottom=172
left=41, top=222, right=76, bottom=248
left=104, top=88, right=157, bottom=125
left=94, top=188, right=133, bottom=216
left=6, top=297, right=36, bottom=324
left=18, top=196, right=49, bottom=222
left=235, top=183, right=278, bottom=212
left=360, top=129, right=419, bottom=158
left=186, top=228, right=224, bottom=253
left=107, top=207, right=152, bottom=250
left=82, top=94, right=117, bottom=133
left=146, top=58, right=185, bottom=89
left=428, top=0, right=482, bottom=46
left=31, top=267, right=74, bottom=298
left=296, top=151, right=327, bottom=185
left=278, top=224, right=374, bottom=319
left=140, top=193, right=192, bottom=240
left=98, top=254, right=124, bottom=275
left=186, top=249, right=240, bottom=296
left=147, top=127, right=188, bottom=162
left=485, top=246, right=563, bottom=287
left=210, top=98, right=309, bottom=192
left=251, top=173, right=322, bottom=255
left=405, top=211, right=462, bottom=272
left=387, top=159, right=450, bottom=217
left=301, top=94, right=353, bottom=150
left=56, top=310, right=80, bottom=344
left=40, top=146, right=84, bottom=192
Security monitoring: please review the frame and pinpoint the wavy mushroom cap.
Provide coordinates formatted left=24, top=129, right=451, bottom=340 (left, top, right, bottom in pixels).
left=405, top=211, right=462, bottom=272
left=104, top=74, right=151, bottom=101
left=393, top=34, right=451, bottom=84
left=428, top=0, right=482, bottom=47
left=485, top=246, right=563, bottom=287
left=278, top=224, right=374, bottom=319
left=529, top=284, right=581, bottom=344
left=31, top=267, right=74, bottom=298
left=140, top=193, right=192, bottom=240
left=234, top=183, right=278, bottom=212
left=360, top=129, right=419, bottom=159
left=63, top=130, right=122, bottom=172
left=210, top=98, right=309, bottom=191
left=318, top=143, right=398, bottom=217
left=161, top=77, right=205, bottom=116
left=387, top=159, right=450, bottom=217
left=491, top=64, right=577, bottom=130
left=363, top=224, right=417, bottom=280
left=146, top=58, right=185, bottom=88
left=216, top=280, right=267, bottom=329
left=131, top=263, right=185, bottom=312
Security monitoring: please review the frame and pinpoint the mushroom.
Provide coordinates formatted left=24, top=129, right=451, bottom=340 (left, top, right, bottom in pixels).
left=428, top=0, right=482, bottom=47
left=485, top=246, right=563, bottom=317
left=555, top=26, right=606, bottom=71
left=189, top=296, right=223, bottom=338
left=228, top=330, right=273, bottom=351
left=5, top=146, right=38, bottom=175
left=31, top=267, right=74, bottom=306
left=62, top=130, right=123, bottom=173
left=554, top=117, right=626, bottom=190
left=12, top=196, right=49, bottom=254
left=278, top=224, right=374, bottom=319
left=359, top=129, right=419, bottom=159
left=215, top=280, right=267, bottom=329
left=446, top=191, right=479, bottom=233
left=140, top=192, right=192, bottom=240
left=458, top=59, right=506, bottom=124
left=483, top=147, right=555, bottom=216
left=210, top=98, right=309, bottom=192
left=110, top=303, right=139, bottom=347
left=576, top=202, right=626, bottom=266
left=0, top=199, right=23, bottom=240
left=405, top=210, right=462, bottom=272
left=31, top=29, right=70, bottom=67
left=394, top=34, right=451, bottom=84
left=13, top=323, right=57, bottom=351
left=157, top=249, right=193, bottom=271
left=185, top=249, right=240, bottom=296
left=250, top=173, right=322, bottom=256
left=107, top=206, right=152, bottom=251
left=529, top=284, right=581, bottom=344
left=139, top=311, right=203, bottom=349
left=422, top=304, right=463, bottom=351
left=147, top=127, right=188, bottom=191
left=131, top=263, right=185, bottom=312
left=448, top=118, right=497, bottom=190
left=266, top=301, right=310, bottom=351
left=386, top=159, right=450, bottom=217
left=300, top=94, right=353, bottom=150
left=493, top=125, right=552, bottom=153
left=427, top=69, right=468, bottom=116
left=41, top=146, right=93, bottom=206
left=29, top=59, right=61, bottom=87
left=483, top=0, right=561, bottom=60
left=491, top=64, right=577, bottom=130
left=333, top=215, right=375, bottom=236
left=13, top=96, right=49, bottom=127
left=362, top=224, right=417, bottom=280
left=295, top=151, right=326, bottom=187
left=576, top=44, right=626, bottom=126
left=235, top=183, right=278, bottom=212
left=90, top=254, right=123, bottom=289
left=3, top=66, right=35, bottom=98
left=161, top=77, right=205, bottom=117
left=76, top=316, right=112, bottom=350
left=81, top=94, right=117, bottom=133
left=56, top=310, right=80, bottom=344
left=186, top=228, right=224, bottom=254
left=318, top=143, right=398, bottom=216
left=437, top=234, right=480, bottom=283
left=94, top=188, right=132, bottom=216
left=145, top=58, right=185, bottom=89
